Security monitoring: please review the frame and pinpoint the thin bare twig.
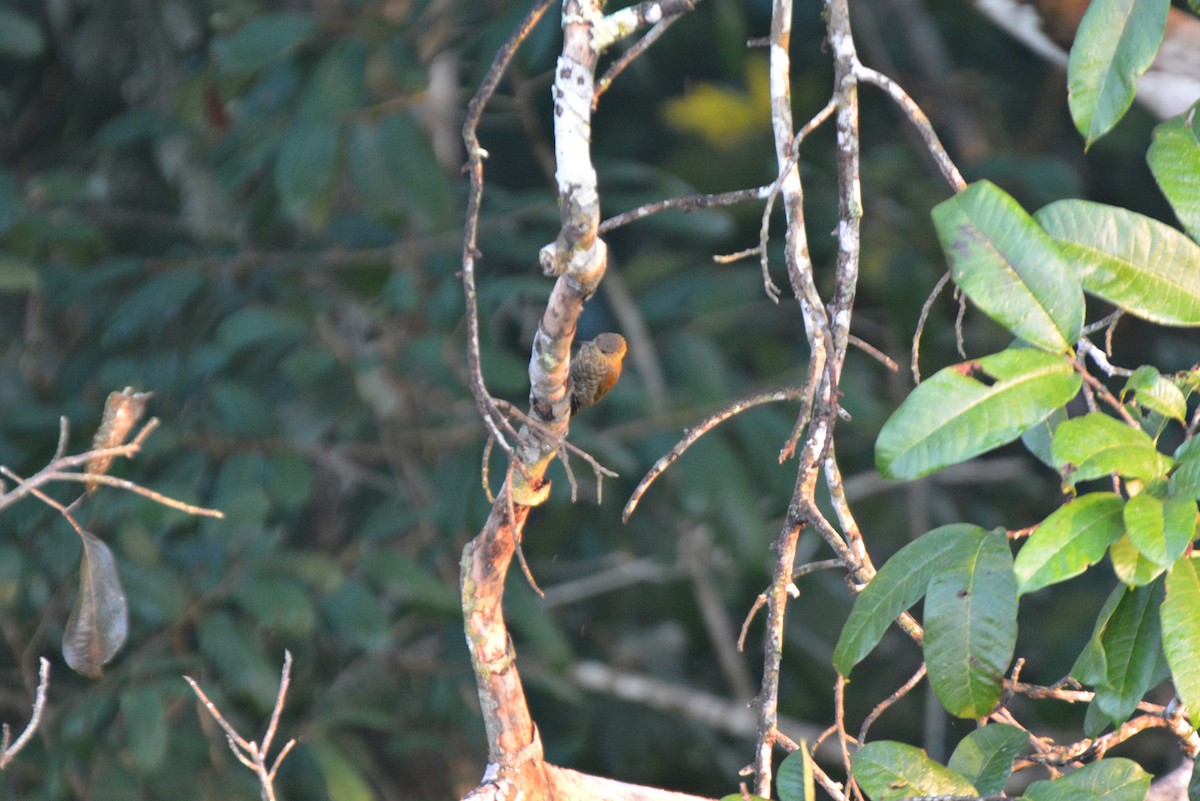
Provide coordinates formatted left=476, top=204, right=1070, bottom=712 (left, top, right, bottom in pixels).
left=593, top=0, right=699, bottom=107
left=858, top=664, right=927, bottom=744
left=30, top=472, right=224, bottom=518
left=460, top=0, right=556, bottom=456
left=0, top=657, right=50, bottom=771
left=185, top=651, right=297, bottom=801
left=911, top=270, right=951, bottom=383
left=856, top=66, right=966, bottom=191
left=623, top=386, right=806, bottom=522
left=599, top=185, right=771, bottom=234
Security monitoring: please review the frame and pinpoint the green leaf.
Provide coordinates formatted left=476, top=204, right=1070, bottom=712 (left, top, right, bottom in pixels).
left=215, top=305, right=308, bottom=355
left=1162, top=557, right=1200, bottom=727
left=1014, top=492, right=1126, bottom=595
left=1124, top=491, right=1196, bottom=567
left=1025, top=758, right=1150, bottom=801
left=852, top=741, right=977, bottom=801
left=386, top=111, right=456, bottom=233
left=101, top=268, right=205, bottom=347
left=932, top=181, right=1084, bottom=352
left=1066, top=0, right=1169, bottom=146
left=346, top=120, right=408, bottom=222
left=195, top=612, right=280, bottom=708
left=925, top=529, right=1018, bottom=718
left=0, top=255, right=38, bottom=293
left=64, top=530, right=129, bottom=679
left=1110, top=533, right=1166, bottom=586
left=1037, top=200, right=1200, bottom=326
left=311, top=739, right=374, bottom=801
left=213, top=12, right=316, bottom=75
left=1190, top=760, right=1200, bottom=801
left=1148, top=112, right=1200, bottom=241
left=120, top=686, right=168, bottom=770
left=0, top=8, right=45, bottom=58
left=877, top=349, right=1081, bottom=480
left=1088, top=580, right=1167, bottom=724
left=234, top=573, right=315, bottom=637
left=1072, top=584, right=1126, bottom=685
left=1022, top=406, right=1067, bottom=470
left=320, top=579, right=390, bottom=652
left=833, top=524, right=981, bottom=674
left=295, top=39, right=366, bottom=121
left=946, top=724, right=1027, bottom=796
left=1172, top=438, right=1200, bottom=500
left=274, top=120, right=340, bottom=227
left=777, top=746, right=816, bottom=801
left=1052, top=413, right=1174, bottom=486
left=1124, top=365, right=1188, bottom=421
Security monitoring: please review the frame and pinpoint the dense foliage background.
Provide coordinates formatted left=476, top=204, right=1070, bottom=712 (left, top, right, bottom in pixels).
left=0, top=0, right=1192, bottom=798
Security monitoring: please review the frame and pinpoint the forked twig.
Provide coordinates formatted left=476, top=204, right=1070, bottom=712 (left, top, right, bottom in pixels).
left=0, top=418, right=222, bottom=520
left=460, top=0, right=557, bottom=456
left=185, top=651, right=297, bottom=801
left=0, top=657, right=50, bottom=771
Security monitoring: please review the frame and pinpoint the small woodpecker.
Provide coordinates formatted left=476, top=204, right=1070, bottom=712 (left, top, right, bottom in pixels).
left=568, top=333, right=627, bottom=414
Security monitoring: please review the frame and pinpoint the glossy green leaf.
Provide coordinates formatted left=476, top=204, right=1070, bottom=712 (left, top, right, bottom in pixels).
left=1067, top=0, right=1168, bottom=145
left=1172, top=438, right=1200, bottom=501
left=1123, top=365, right=1187, bottom=421
left=853, top=741, right=977, bottom=801
left=1025, top=758, right=1150, bottom=801
left=1124, top=491, right=1196, bottom=567
left=1079, top=581, right=1167, bottom=723
left=1162, top=557, right=1200, bottom=727
left=64, top=530, right=129, bottom=679
left=1110, top=534, right=1166, bottom=586
left=877, top=349, right=1080, bottom=480
left=777, top=746, right=816, bottom=801
left=213, top=12, right=316, bottom=75
left=1190, top=759, right=1200, bottom=801
left=1037, top=200, right=1200, bottom=326
left=932, top=181, right=1084, bottom=352
left=274, top=120, right=340, bottom=227
left=925, top=529, right=1018, bottom=718
left=1022, top=406, right=1067, bottom=470
left=833, top=524, right=980, bottom=674
left=0, top=8, right=45, bottom=58
left=946, top=724, right=1027, bottom=796
left=1073, top=584, right=1126, bottom=686
left=1052, top=413, right=1174, bottom=486
left=1148, top=112, right=1200, bottom=241
left=1014, top=492, right=1126, bottom=595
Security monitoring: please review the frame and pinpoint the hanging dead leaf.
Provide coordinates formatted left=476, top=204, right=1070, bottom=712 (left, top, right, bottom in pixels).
left=63, top=530, right=128, bottom=679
